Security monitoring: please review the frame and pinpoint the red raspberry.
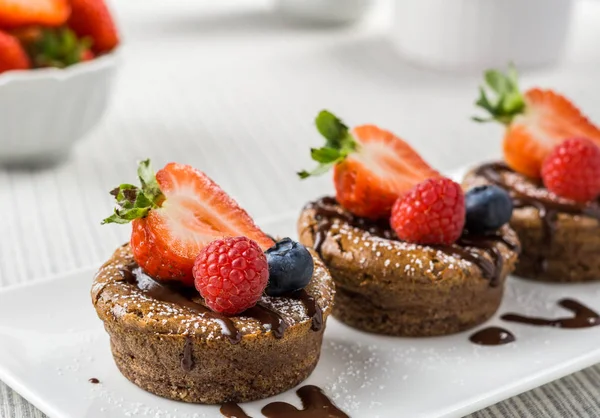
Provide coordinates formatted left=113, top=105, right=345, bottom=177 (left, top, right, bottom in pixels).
left=391, top=178, right=466, bottom=245
left=193, top=237, right=269, bottom=315
left=541, top=138, right=600, bottom=203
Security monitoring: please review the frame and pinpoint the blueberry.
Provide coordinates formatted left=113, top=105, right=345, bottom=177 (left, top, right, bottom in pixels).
left=465, top=185, right=513, bottom=234
left=265, top=238, right=314, bottom=296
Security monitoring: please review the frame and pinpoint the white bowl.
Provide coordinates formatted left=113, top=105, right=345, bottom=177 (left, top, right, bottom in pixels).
left=0, top=51, right=119, bottom=167
left=390, top=0, right=575, bottom=72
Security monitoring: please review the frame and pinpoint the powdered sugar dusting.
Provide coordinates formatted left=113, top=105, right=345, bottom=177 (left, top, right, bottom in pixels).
left=93, top=246, right=334, bottom=342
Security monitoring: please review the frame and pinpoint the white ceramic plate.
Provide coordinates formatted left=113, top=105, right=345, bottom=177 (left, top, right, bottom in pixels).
left=2, top=188, right=600, bottom=418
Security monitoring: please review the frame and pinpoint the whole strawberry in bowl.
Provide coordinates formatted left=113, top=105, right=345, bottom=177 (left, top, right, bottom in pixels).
left=0, top=0, right=120, bottom=167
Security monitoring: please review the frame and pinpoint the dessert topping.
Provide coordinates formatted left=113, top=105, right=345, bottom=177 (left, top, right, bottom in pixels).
left=541, top=138, right=600, bottom=203
left=104, top=160, right=274, bottom=285
left=265, top=238, right=314, bottom=297
left=299, top=110, right=439, bottom=219
left=473, top=65, right=600, bottom=178
left=193, top=237, right=269, bottom=316
left=464, top=185, right=513, bottom=234
left=390, top=178, right=465, bottom=245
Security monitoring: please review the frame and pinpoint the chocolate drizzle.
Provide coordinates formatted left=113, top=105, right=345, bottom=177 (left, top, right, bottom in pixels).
left=244, top=305, right=288, bottom=339
left=502, top=299, right=600, bottom=329
left=118, top=263, right=321, bottom=344
left=181, top=336, right=195, bottom=372
left=119, top=264, right=242, bottom=344
left=309, top=197, right=519, bottom=287
left=474, top=162, right=600, bottom=238
left=221, top=402, right=252, bottom=418
left=469, top=327, right=515, bottom=346
left=262, top=385, right=349, bottom=418
left=219, top=386, right=348, bottom=418
left=291, top=290, right=323, bottom=331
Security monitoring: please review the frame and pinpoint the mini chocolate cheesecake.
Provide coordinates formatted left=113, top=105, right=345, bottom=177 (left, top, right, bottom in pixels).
left=92, top=245, right=334, bottom=404
left=298, top=197, right=520, bottom=337
left=464, top=162, right=600, bottom=282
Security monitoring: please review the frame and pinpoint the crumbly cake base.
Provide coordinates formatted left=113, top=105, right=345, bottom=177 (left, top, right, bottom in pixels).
left=92, top=245, right=334, bottom=404
left=107, top=321, right=322, bottom=404
left=463, top=166, right=600, bottom=283
left=298, top=200, right=519, bottom=337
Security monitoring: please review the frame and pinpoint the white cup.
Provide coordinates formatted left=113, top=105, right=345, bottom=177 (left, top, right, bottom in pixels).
left=276, top=0, right=375, bottom=25
left=390, top=0, right=575, bottom=72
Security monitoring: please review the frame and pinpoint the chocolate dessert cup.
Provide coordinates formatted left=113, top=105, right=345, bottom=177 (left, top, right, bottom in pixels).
left=92, top=245, right=335, bottom=404
left=464, top=162, right=600, bottom=282
left=298, top=197, right=520, bottom=337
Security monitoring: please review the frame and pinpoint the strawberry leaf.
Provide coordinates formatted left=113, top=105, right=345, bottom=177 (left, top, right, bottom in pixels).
left=315, top=110, right=349, bottom=148
left=299, top=110, right=359, bottom=179
left=310, top=147, right=343, bottom=163
left=102, top=160, right=165, bottom=224
left=473, top=64, right=526, bottom=125
left=137, top=159, right=163, bottom=206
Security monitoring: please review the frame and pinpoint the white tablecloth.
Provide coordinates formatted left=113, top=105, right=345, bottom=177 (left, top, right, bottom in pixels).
left=2, top=1, right=600, bottom=416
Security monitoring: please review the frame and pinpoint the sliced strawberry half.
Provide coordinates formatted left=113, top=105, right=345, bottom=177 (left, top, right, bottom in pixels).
left=299, top=111, right=439, bottom=219
left=473, top=66, right=600, bottom=178
left=104, top=160, right=274, bottom=285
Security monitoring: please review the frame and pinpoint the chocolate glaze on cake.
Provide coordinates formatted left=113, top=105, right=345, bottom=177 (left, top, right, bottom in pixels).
left=465, top=162, right=600, bottom=282
left=298, top=198, right=520, bottom=337
left=310, top=197, right=519, bottom=287
left=474, top=162, right=600, bottom=239
left=92, top=245, right=335, bottom=404
left=502, top=299, right=600, bottom=329
left=117, top=264, right=322, bottom=343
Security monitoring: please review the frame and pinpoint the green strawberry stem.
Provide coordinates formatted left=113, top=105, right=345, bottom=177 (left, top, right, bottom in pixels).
left=25, top=27, right=92, bottom=69
left=298, top=110, right=358, bottom=179
left=472, top=64, right=526, bottom=125
left=102, top=160, right=165, bottom=225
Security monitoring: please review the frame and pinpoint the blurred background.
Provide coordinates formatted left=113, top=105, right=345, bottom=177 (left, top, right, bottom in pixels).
left=2, top=0, right=600, bottom=417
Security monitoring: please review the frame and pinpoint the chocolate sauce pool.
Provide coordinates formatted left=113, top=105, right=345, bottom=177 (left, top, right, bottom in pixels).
left=119, top=264, right=322, bottom=346
left=469, top=327, right=515, bottom=346
left=502, top=299, right=600, bottom=329
left=309, top=197, right=519, bottom=287
left=220, top=385, right=349, bottom=418
left=221, top=402, right=252, bottom=418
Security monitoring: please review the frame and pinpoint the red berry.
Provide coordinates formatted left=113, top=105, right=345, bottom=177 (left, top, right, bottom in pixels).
left=300, top=111, right=439, bottom=220
left=390, top=178, right=466, bottom=245
left=193, top=237, right=269, bottom=315
left=68, top=0, right=119, bottom=53
left=111, top=161, right=273, bottom=286
left=541, top=138, right=600, bottom=203
left=0, top=30, right=30, bottom=73
left=81, top=49, right=95, bottom=62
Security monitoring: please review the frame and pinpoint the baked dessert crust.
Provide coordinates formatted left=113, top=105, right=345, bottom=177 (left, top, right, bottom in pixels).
left=91, top=245, right=334, bottom=404
left=298, top=197, right=520, bottom=337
